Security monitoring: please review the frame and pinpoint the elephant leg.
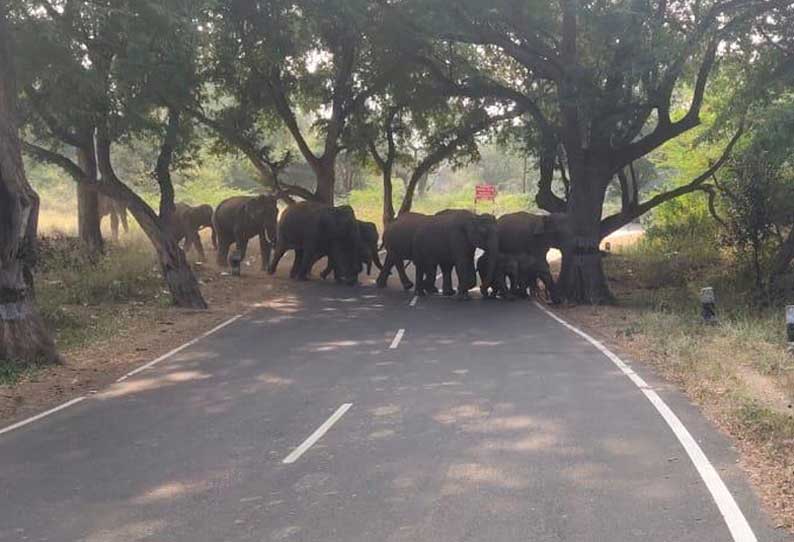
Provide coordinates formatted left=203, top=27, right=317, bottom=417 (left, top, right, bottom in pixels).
left=193, top=233, right=206, bottom=262
left=414, top=263, right=428, bottom=297
left=268, top=239, right=288, bottom=275
left=320, top=256, right=334, bottom=280
left=210, top=226, right=218, bottom=249
left=496, top=272, right=514, bottom=300
left=376, top=253, right=393, bottom=288
left=395, top=259, right=414, bottom=290
left=110, top=212, right=119, bottom=242
left=235, top=237, right=249, bottom=264
left=441, top=264, right=454, bottom=296
left=420, top=265, right=437, bottom=294
left=454, top=257, right=476, bottom=299
left=289, top=250, right=303, bottom=278
left=538, top=270, right=562, bottom=304
left=258, top=234, right=272, bottom=271
left=372, top=249, right=383, bottom=271
left=297, top=244, right=316, bottom=281
left=217, top=234, right=233, bottom=267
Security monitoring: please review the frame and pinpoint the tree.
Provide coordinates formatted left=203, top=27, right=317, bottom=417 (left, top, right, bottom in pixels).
left=16, top=0, right=207, bottom=308
left=406, top=0, right=782, bottom=303
left=0, top=2, right=59, bottom=364
left=710, top=100, right=794, bottom=295
left=201, top=0, right=397, bottom=204
left=364, top=89, right=523, bottom=226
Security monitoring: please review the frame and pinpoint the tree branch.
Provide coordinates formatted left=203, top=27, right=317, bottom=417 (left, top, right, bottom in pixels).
left=601, top=127, right=744, bottom=237
left=266, top=69, right=320, bottom=167
left=398, top=108, right=524, bottom=215
left=25, top=86, right=86, bottom=148
left=22, top=141, right=89, bottom=184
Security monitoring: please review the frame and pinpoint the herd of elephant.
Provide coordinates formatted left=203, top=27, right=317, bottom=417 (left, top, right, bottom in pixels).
left=175, top=194, right=561, bottom=303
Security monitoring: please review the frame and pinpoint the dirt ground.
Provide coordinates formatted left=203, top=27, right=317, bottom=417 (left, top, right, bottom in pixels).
left=0, top=252, right=297, bottom=424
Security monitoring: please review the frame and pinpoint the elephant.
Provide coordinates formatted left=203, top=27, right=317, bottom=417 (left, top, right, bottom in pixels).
left=214, top=195, right=278, bottom=272
left=497, top=212, right=567, bottom=303
left=477, top=252, right=519, bottom=300
left=268, top=201, right=362, bottom=285
left=412, top=209, right=500, bottom=299
left=507, top=251, right=560, bottom=302
left=98, top=195, right=129, bottom=241
left=320, top=220, right=382, bottom=280
left=173, top=202, right=216, bottom=261
left=496, top=211, right=568, bottom=254
left=376, top=212, right=432, bottom=291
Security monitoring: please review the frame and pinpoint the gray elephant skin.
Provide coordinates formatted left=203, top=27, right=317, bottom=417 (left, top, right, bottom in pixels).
left=477, top=252, right=519, bottom=300
left=214, top=195, right=278, bottom=271
left=320, top=220, right=382, bottom=280
left=412, top=210, right=500, bottom=299
left=496, top=211, right=564, bottom=303
left=268, top=201, right=362, bottom=285
left=174, top=202, right=216, bottom=261
left=376, top=212, right=432, bottom=291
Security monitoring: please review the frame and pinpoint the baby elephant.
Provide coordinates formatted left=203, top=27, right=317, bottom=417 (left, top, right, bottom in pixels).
left=512, top=252, right=561, bottom=304
left=477, top=252, right=518, bottom=300
left=174, top=203, right=216, bottom=261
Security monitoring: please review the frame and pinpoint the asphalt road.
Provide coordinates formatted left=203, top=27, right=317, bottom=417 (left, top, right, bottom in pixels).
left=0, top=267, right=789, bottom=541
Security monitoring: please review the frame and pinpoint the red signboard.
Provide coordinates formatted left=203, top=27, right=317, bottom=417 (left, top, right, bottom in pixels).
left=475, top=184, right=497, bottom=202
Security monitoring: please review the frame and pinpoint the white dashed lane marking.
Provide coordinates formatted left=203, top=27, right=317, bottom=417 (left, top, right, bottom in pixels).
left=282, top=403, right=353, bottom=464
left=389, top=329, right=405, bottom=349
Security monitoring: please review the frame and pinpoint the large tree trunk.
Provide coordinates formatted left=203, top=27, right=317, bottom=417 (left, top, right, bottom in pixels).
left=76, top=146, right=103, bottom=256
left=557, top=166, right=614, bottom=304
left=382, top=166, right=395, bottom=227
left=314, top=156, right=336, bottom=205
left=95, top=129, right=207, bottom=309
left=0, top=10, right=60, bottom=364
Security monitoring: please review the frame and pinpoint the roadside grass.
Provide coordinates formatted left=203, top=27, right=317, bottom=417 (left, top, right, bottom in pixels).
left=0, top=230, right=174, bottom=392
left=600, top=236, right=794, bottom=526
left=0, top=363, right=45, bottom=386
left=34, top=232, right=166, bottom=353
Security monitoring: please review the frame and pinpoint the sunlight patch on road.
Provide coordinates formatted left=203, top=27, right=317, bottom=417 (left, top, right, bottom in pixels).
left=132, top=481, right=205, bottom=505
left=98, top=370, right=212, bottom=400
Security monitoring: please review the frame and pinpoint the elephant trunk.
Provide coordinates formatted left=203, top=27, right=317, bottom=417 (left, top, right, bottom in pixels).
left=483, top=231, right=500, bottom=290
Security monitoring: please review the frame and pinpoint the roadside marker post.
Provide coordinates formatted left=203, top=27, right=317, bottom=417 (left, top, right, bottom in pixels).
left=786, top=305, right=794, bottom=353
left=700, top=287, right=718, bottom=325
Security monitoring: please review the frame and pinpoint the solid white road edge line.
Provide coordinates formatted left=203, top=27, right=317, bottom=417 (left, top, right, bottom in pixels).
left=409, top=296, right=418, bottom=307
left=389, top=328, right=405, bottom=349
left=0, top=313, right=245, bottom=439
left=117, top=314, right=244, bottom=382
left=0, top=397, right=87, bottom=437
left=282, top=403, right=353, bottom=464
left=533, top=301, right=758, bottom=542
